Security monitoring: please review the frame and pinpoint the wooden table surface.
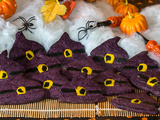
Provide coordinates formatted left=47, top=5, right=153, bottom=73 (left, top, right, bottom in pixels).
left=128, top=0, right=160, bottom=11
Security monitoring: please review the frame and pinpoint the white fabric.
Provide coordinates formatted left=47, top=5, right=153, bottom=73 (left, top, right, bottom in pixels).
left=0, top=0, right=160, bottom=63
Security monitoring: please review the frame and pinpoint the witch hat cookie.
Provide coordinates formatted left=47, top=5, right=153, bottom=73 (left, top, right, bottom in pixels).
left=47, top=32, right=88, bottom=65
left=120, top=51, right=160, bottom=78
left=9, top=32, right=46, bottom=67
left=65, top=56, right=104, bottom=80
left=0, top=50, right=25, bottom=80
left=59, top=74, right=106, bottom=103
left=31, top=70, right=69, bottom=99
left=111, top=92, right=159, bottom=115
left=92, top=69, right=133, bottom=96
left=25, top=51, right=62, bottom=79
left=90, top=36, right=129, bottom=71
left=130, top=72, right=160, bottom=98
left=0, top=50, right=44, bottom=105
left=0, top=73, right=45, bottom=105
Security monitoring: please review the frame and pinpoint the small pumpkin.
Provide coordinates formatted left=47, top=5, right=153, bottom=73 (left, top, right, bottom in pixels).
left=0, top=0, right=17, bottom=20
left=106, top=0, right=125, bottom=6
left=120, top=12, right=148, bottom=35
left=113, top=0, right=138, bottom=16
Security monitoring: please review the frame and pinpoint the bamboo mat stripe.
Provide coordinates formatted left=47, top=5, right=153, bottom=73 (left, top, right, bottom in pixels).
left=0, top=100, right=95, bottom=118
left=0, top=89, right=160, bottom=118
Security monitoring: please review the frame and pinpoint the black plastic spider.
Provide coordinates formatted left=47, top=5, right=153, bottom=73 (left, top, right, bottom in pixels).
left=77, top=20, right=113, bottom=41
left=77, top=21, right=96, bottom=41
left=13, top=16, right=36, bottom=33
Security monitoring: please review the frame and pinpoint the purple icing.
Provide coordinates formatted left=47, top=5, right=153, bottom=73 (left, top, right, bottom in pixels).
left=31, top=70, right=69, bottom=99
left=25, top=51, right=62, bottom=78
left=58, top=74, right=106, bottom=103
left=9, top=32, right=46, bottom=67
left=0, top=50, right=25, bottom=80
left=90, top=37, right=129, bottom=71
left=130, top=72, right=160, bottom=97
left=111, top=92, right=159, bottom=115
left=91, top=69, right=133, bottom=96
left=0, top=74, right=45, bottom=105
left=47, top=32, right=88, bottom=65
left=120, top=51, right=160, bottom=78
left=65, top=56, right=104, bottom=80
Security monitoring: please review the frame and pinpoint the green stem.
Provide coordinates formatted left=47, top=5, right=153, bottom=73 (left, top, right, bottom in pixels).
left=125, top=0, right=128, bottom=5
left=128, top=11, right=133, bottom=19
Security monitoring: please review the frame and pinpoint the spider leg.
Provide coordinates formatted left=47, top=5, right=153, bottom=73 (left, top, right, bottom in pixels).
left=18, top=16, right=27, bottom=23
left=78, top=29, right=87, bottom=41
left=18, top=28, right=26, bottom=32
left=27, top=28, right=33, bottom=33
left=18, top=27, right=25, bottom=31
left=28, top=16, right=36, bottom=22
left=28, top=16, right=35, bottom=21
left=87, top=21, right=96, bottom=30
left=29, top=18, right=36, bottom=23
left=86, top=21, right=90, bottom=29
left=21, top=28, right=26, bottom=32
left=29, top=26, right=36, bottom=29
left=77, top=27, right=86, bottom=30
left=13, top=17, right=24, bottom=22
left=88, top=21, right=96, bottom=26
left=86, top=31, right=90, bottom=40
left=88, top=21, right=96, bottom=23
left=92, top=25, right=97, bottom=29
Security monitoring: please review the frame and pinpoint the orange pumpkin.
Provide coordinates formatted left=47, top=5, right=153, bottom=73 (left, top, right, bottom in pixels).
left=0, top=0, right=17, bottom=20
left=113, top=0, right=138, bottom=16
left=106, top=0, right=125, bottom=6
left=120, top=12, right=148, bottom=35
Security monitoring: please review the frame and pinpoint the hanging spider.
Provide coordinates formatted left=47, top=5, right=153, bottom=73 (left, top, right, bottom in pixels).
left=77, top=16, right=124, bottom=41
left=77, top=21, right=96, bottom=41
left=13, top=16, right=36, bottom=33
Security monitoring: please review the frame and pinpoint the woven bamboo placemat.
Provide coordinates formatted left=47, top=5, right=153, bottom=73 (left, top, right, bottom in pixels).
left=0, top=100, right=95, bottom=118
left=0, top=88, right=159, bottom=118
left=0, top=100, right=59, bottom=118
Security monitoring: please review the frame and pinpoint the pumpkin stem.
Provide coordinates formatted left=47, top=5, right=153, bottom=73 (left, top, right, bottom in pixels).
left=128, top=11, right=133, bottom=19
left=125, top=0, right=128, bottom=5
